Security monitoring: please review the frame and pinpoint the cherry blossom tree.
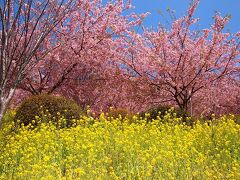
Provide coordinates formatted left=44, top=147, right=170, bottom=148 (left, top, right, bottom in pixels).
left=9, top=0, right=240, bottom=117
left=16, top=0, right=148, bottom=111
left=118, top=0, right=240, bottom=116
left=0, top=0, right=74, bottom=123
left=192, top=76, right=240, bottom=117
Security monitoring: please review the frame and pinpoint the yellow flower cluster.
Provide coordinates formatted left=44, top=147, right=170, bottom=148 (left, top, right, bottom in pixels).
left=0, top=113, right=239, bottom=179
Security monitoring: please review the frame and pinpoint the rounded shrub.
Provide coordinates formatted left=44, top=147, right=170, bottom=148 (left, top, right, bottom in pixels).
left=107, top=108, right=133, bottom=120
left=140, top=105, right=182, bottom=121
left=15, top=94, right=82, bottom=127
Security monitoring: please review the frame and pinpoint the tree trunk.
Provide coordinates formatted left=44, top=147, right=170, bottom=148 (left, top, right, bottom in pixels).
left=0, top=101, right=6, bottom=126
left=0, top=88, right=15, bottom=125
left=178, top=99, right=190, bottom=123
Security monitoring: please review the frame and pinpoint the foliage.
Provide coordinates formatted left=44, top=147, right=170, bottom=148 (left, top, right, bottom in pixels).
left=15, top=94, right=82, bottom=127
left=140, top=106, right=199, bottom=126
left=0, top=110, right=16, bottom=129
left=0, top=113, right=240, bottom=179
left=140, top=106, right=182, bottom=121
left=107, top=108, right=133, bottom=120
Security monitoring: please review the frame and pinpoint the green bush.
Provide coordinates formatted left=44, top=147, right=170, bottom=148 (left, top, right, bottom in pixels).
left=140, top=105, right=182, bottom=121
left=15, top=94, right=82, bottom=127
left=0, top=109, right=16, bottom=130
left=107, top=108, right=133, bottom=120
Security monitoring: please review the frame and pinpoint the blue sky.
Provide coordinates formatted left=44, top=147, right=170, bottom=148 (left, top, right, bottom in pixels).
left=131, top=0, right=240, bottom=33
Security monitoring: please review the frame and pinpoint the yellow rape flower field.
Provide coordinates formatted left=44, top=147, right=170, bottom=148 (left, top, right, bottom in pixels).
left=0, top=113, right=239, bottom=179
